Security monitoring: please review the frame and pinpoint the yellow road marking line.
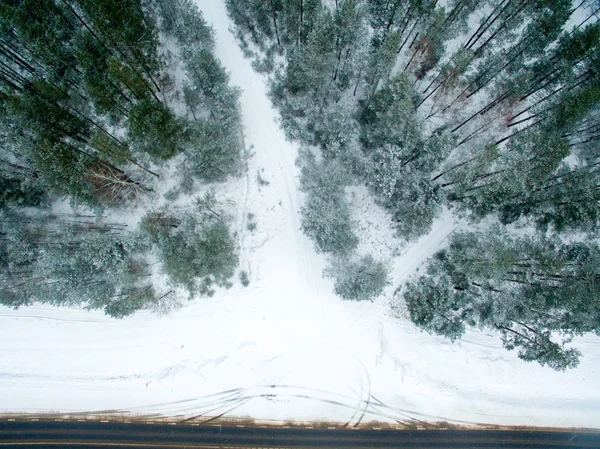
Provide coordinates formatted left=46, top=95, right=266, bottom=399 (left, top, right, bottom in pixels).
left=0, top=441, right=221, bottom=449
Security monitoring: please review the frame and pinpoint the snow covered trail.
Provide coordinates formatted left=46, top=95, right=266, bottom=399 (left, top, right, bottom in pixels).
left=196, top=1, right=328, bottom=320
left=392, top=208, right=455, bottom=286
left=0, top=0, right=599, bottom=430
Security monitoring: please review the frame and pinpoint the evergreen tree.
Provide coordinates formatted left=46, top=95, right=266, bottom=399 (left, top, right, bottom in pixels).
left=0, top=208, right=155, bottom=317
left=404, top=229, right=599, bottom=370
left=299, top=152, right=359, bottom=256
left=225, top=0, right=281, bottom=48
left=224, top=0, right=600, bottom=338
left=157, top=0, right=243, bottom=181
left=140, top=195, right=238, bottom=295
left=325, top=254, right=389, bottom=301
left=361, top=74, right=451, bottom=239
left=282, top=0, right=320, bottom=46
left=0, top=0, right=169, bottom=206
left=128, top=100, right=182, bottom=160
left=0, top=0, right=243, bottom=319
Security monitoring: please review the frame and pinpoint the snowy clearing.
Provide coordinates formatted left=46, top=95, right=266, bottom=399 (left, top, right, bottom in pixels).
left=0, top=0, right=599, bottom=429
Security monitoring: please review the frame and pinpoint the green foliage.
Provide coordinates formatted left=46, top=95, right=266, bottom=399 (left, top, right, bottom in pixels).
left=404, top=273, right=466, bottom=341
left=102, top=286, right=157, bottom=319
left=77, top=0, right=160, bottom=68
left=156, top=0, right=243, bottom=182
left=0, top=0, right=166, bottom=207
left=283, top=12, right=336, bottom=95
left=299, top=153, right=358, bottom=256
left=246, top=213, right=257, bottom=231
left=501, top=325, right=581, bottom=371
left=74, top=30, right=129, bottom=120
left=159, top=219, right=236, bottom=294
left=128, top=100, right=182, bottom=160
left=360, top=74, right=421, bottom=149
left=313, top=101, right=358, bottom=160
left=239, top=270, right=250, bottom=287
left=446, top=127, right=600, bottom=234
left=498, top=162, right=600, bottom=233
left=359, top=75, right=450, bottom=239
left=226, top=0, right=279, bottom=49
left=0, top=209, right=154, bottom=318
left=141, top=197, right=238, bottom=295
left=160, top=0, right=215, bottom=47
left=325, top=254, right=389, bottom=301
left=403, top=229, right=600, bottom=370
left=225, top=0, right=600, bottom=371
left=0, top=0, right=243, bottom=320
left=0, top=171, right=45, bottom=208
left=256, top=171, right=270, bottom=186
left=385, top=172, right=443, bottom=240
left=554, top=86, right=600, bottom=133
left=183, top=120, right=242, bottom=182
left=0, top=0, right=244, bottom=211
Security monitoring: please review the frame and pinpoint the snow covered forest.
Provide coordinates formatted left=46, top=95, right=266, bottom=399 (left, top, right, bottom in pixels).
left=0, top=0, right=599, bottom=389
left=0, top=0, right=244, bottom=315
left=225, top=0, right=600, bottom=371
left=1, top=0, right=600, bottom=428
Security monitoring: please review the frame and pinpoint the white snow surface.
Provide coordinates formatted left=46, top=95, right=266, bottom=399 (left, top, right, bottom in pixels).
left=1, top=0, right=599, bottom=429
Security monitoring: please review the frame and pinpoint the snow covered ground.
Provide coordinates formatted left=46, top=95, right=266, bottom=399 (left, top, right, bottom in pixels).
left=1, top=0, right=599, bottom=429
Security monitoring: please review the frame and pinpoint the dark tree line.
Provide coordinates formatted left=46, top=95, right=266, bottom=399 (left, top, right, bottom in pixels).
left=0, top=0, right=167, bottom=206
left=0, top=0, right=244, bottom=207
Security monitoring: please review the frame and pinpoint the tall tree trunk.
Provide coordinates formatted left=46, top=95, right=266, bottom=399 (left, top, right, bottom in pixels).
left=270, top=0, right=281, bottom=47
left=463, top=0, right=509, bottom=49
left=467, top=0, right=516, bottom=51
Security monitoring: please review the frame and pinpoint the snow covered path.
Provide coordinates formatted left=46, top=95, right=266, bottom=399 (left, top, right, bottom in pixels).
left=195, top=1, right=329, bottom=322
left=0, top=0, right=599, bottom=429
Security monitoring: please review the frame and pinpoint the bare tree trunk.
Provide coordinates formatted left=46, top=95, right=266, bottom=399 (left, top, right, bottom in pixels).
left=270, top=0, right=281, bottom=47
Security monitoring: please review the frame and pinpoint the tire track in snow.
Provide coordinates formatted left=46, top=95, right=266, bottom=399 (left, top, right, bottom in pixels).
left=106, top=384, right=475, bottom=427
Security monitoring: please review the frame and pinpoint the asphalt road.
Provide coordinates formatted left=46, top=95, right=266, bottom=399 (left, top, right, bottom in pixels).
left=1, top=419, right=599, bottom=448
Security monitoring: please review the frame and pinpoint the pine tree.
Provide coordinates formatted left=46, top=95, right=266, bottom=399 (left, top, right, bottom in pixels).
left=156, top=0, right=243, bottom=181
left=127, top=99, right=182, bottom=160
left=0, top=208, right=154, bottom=317
left=325, top=254, right=389, bottom=301
left=360, top=74, right=451, bottom=239
left=282, top=0, right=320, bottom=46
left=299, top=153, right=359, bottom=256
left=140, top=198, right=238, bottom=296
left=404, top=229, right=600, bottom=370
